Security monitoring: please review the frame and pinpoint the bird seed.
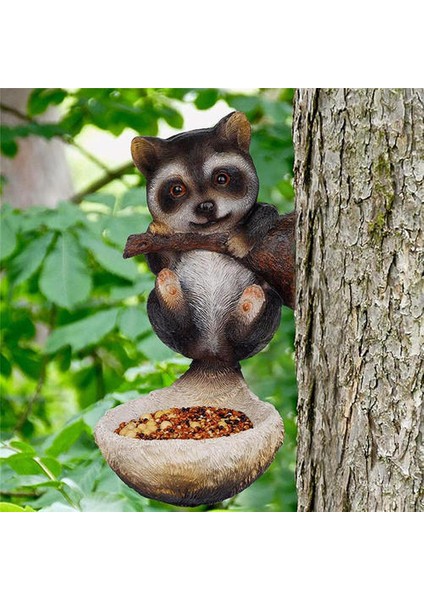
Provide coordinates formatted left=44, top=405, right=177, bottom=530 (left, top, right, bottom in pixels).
left=115, top=406, right=253, bottom=440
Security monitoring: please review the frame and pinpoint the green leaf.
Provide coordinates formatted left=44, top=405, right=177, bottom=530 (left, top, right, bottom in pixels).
left=0, top=218, right=17, bottom=261
left=9, top=441, right=36, bottom=456
left=5, top=453, right=45, bottom=475
left=225, top=93, right=261, bottom=118
left=81, top=398, right=115, bottom=430
left=70, top=460, right=103, bottom=495
left=27, top=88, right=67, bottom=116
left=1, top=138, right=18, bottom=157
left=2, top=311, right=36, bottom=339
left=45, top=420, right=87, bottom=457
left=137, top=334, right=177, bottom=362
left=194, top=89, right=219, bottom=110
left=77, top=233, right=138, bottom=281
left=109, top=276, right=153, bottom=302
left=159, top=105, right=184, bottom=129
left=118, top=306, right=150, bottom=340
left=80, top=492, right=137, bottom=512
left=32, top=479, right=62, bottom=489
left=9, top=232, right=55, bottom=284
left=104, top=213, right=151, bottom=246
left=1, top=123, right=64, bottom=145
left=44, top=202, right=85, bottom=231
left=0, top=353, right=12, bottom=377
left=11, top=346, right=42, bottom=380
left=45, top=307, right=119, bottom=354
left=39, top=502, right=77, bottom=512
left=0, top=502, right=36, bottom=512
left=120, top=188, right=146, bottom=208
left=41, top=456, right=62, bottom=478
left=20, top=206, right=50, bottom=232
left=0, top=445, right=16, bottom=458
left=61, top=477, right=84, bottom=499
left=39, top=232, right=92, bottom=309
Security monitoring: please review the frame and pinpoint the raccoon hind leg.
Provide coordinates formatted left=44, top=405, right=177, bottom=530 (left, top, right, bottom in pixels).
left=148, top=270, right=197, bottom=357
left=155, top=268, right=186, bottom=311
left=234, top=284, right=266, bottom=324
left=227, top=283, right=281, bottom=361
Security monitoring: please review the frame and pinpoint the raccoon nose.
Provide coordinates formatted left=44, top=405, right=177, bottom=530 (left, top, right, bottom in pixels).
left=196, top=201, right=215, bottom=215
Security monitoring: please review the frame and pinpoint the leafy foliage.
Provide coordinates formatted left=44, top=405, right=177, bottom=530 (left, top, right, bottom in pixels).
left=0, top=88, right=296, bottom=512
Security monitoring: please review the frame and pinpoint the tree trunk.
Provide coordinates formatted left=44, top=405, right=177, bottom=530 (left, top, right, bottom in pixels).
left=1, top=88, right=73, bottom=208
left=293, top=88, right=423, bottom=512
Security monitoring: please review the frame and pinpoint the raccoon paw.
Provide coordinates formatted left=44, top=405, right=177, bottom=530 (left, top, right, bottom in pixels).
left=226, top=233, right=252, bottom=259
left=155, top=269, right=185, bottom=310
left=235, top=285, right=265, bottom=323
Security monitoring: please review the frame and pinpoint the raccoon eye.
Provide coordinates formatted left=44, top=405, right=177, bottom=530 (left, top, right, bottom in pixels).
left=214, top=171, right=231, bottom=186
left=169, top=183, right=187, bottom=198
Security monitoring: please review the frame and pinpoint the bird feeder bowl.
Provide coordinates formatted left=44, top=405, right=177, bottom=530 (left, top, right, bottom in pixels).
left=95, top=364, right=284, bottom=507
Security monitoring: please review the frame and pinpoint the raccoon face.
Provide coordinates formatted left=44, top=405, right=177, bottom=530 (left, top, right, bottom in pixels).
left=131, top=112, right=259, bottom=233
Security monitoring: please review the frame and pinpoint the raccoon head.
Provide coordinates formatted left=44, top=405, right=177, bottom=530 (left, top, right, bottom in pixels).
left=131, top=112, right=259, bottom=233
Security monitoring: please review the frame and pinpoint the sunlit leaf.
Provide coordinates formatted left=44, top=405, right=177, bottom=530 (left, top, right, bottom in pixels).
left=5, top=453, right=46, bottom=476
left=0, top=502, right=36, bottom=512
left=41, top=456, right=62, bottom=478
left=9, top=440, right=36, bottom=456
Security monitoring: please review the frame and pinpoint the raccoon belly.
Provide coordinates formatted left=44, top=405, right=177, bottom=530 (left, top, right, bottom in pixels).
left=175, top=251, right=257, bottom=353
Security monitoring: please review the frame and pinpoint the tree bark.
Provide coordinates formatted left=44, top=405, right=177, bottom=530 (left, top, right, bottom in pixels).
left=293, top=88, right=423, bottom=512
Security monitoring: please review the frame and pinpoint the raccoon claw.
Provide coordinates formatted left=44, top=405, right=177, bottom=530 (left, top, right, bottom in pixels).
left=235, top=285, right=265, bottom=323
left=156, top=269, right=185, bottom=310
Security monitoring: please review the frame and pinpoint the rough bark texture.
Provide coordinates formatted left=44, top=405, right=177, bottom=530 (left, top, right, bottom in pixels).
left=293, top=89, right=423, bottom=512
left=1, top=88, right=73, bottom=208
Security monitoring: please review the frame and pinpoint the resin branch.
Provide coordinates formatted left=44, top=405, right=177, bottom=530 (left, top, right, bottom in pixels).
left=123, top=210, right=296, bottom=309
left=123, top=231, right=229, bottom=258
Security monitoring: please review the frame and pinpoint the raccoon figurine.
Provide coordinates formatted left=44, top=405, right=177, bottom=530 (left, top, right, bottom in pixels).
left=130, top=111, right=283, bottom=366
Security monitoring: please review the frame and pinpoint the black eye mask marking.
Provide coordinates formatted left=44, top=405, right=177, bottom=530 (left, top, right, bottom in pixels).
left=211, top=167, right=247, bottom=198
left=158, top=179, right=190, bottom=214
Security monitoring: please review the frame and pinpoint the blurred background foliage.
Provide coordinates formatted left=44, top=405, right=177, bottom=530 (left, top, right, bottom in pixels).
left=0, top=88, right=296, bottom=512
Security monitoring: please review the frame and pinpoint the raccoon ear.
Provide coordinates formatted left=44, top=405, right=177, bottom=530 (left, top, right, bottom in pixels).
left=131, top=137, right=165, bottom=176
left=215, top=111, right=251, bottom=152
